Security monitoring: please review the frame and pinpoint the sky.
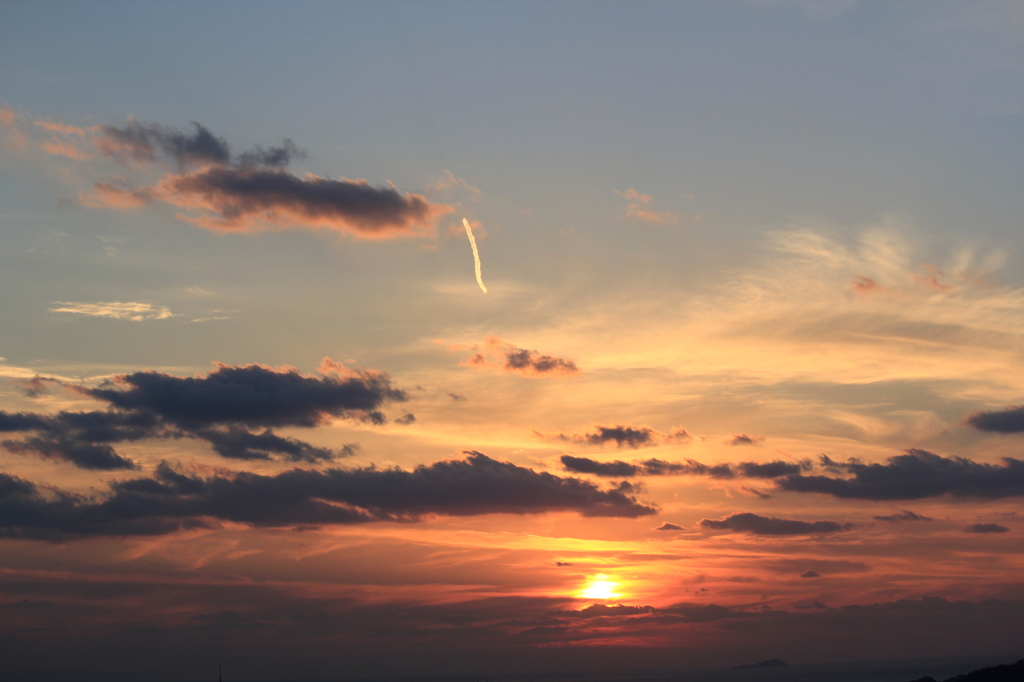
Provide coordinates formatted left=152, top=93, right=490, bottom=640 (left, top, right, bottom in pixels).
left=2, top=1, right=1024, bottom=680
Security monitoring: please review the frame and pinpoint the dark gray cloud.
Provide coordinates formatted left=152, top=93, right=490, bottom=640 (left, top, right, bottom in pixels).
left=0, top=452, right=655, bottom=540
left=96, top=119, right=303, bottom=171
left=575, top=604, right=655, bottom=617
left=777, top=450, right=1024, bottom=500
left=741, top=486, right=772, bottom=499
left=1, top=364, right=403, bottom=470
left=645, top=458, right=737, bottom=477
left=464, top=338, right=580, bottom=377
left=0, top=409, right=162, bottom=470
left=89, top=118, right=445, bottom=237
left=188, top=427, right=351, bottom=463
left=503, top=348, right=578, bottom=376
left=2, top=437, right=137, bottom=471
left=737, top=460, right=808, bottom=478
left=158, top=166, right=443, bottom=235
left=800, top=570, right=821, bottom=578
left=634, top=457, right=686, bottom=474
left=964, top=523, right=1009, bottom=533
left=700, top=512, right=852, bottom=536
left=579, top=425, right=654, bottom=448
left=560, top=455, right=802, bottom=481
left=0, top=412, right=50, bottom=432
left=560, top=455, right=639, bottom=477
left=87, top=363, right=404, bottom=429
left=727, top=433, right=765, bottom=446
left=874, top=510, right=932, bottom=523
left=236, top=139, right=303, bottom=168
left=560, top=455, right=735, bottom=478
left=15, top=376, right=62, bottom=398
left=656, top=522, right=683, bottom=531
left=965, top=406, right=1024, bottom=433
left=546, top=424, right=692, bottom=451
left=97, top=121, right=231, bottom=168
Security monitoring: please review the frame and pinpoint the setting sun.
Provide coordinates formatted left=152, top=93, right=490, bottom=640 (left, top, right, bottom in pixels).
left=579, top=574, right=620, bottom=600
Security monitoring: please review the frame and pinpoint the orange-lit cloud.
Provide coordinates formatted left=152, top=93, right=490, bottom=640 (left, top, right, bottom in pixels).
left=456, top=336, right=579, bottom=377
left=49, top=301, right=173, bottom=321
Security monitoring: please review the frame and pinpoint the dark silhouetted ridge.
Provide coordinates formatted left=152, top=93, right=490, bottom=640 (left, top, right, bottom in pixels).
left=944, top=658, right=1024, bottom=682
left=907, top=658, right=1024, bottom=682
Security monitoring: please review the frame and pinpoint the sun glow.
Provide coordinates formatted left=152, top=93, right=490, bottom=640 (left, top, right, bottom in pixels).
left=579, top=574, right=620, bottom=600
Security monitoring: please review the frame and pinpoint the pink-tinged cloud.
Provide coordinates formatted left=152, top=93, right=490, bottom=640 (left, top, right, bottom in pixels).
left=616, top=188, right=679, bottom=225
left=40, top=138, right=91, bottom=160
left=33, top=119, right=95, bottom=160
left=457, top=336, right=579, bottom=377
left=33, top=119, right=94, bottom=136
left=82, top=182, right=156, bottom=209
left=95, top=119, right=230, bottom=168
left=426, top=169, right=481, bottom=201
left=0, top=105, right=27, bottom=150
left=851, top=274, right=885, bottom=294
left=916, top=264, right=954, bottom=291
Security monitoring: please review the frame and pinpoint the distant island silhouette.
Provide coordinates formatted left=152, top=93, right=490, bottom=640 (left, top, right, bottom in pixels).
left=732, top=658, right=787, bottom=669
left=907, top=657, right=1024, bottom=682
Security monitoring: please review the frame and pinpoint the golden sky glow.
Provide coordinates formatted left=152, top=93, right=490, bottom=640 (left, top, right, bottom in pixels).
left=2, top=3, right=1024, bottom=681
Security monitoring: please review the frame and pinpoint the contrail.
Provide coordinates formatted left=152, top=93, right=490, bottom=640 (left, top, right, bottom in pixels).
left=463, top=217, right=487, bottom=293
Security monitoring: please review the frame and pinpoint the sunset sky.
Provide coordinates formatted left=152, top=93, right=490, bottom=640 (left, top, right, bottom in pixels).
left=2, top=2, right=1024, bottom=680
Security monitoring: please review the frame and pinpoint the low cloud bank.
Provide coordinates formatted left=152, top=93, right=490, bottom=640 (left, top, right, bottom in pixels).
left=699, top=512, right=853, bottom=536
left=0, top=452, right=656, bottom=541
left=777, top=450, right=1024, bottom=500
left=1, top=361, right=403, bottom=470
left=561, top=455, right=804, bottom=479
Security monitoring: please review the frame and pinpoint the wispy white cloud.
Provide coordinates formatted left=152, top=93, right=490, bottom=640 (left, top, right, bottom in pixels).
left=50, top=301, right=174, bottom=321
left=425, top=169, right=480, bottom=202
